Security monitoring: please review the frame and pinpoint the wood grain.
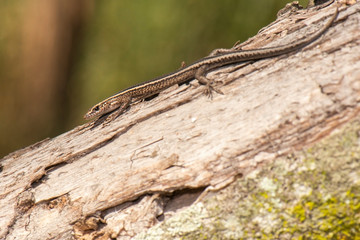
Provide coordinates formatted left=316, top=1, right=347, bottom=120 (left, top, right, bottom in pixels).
left=1, top=2, right=359, bottom=239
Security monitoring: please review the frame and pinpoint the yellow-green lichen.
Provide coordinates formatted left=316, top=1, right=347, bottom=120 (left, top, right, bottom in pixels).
left=137, top=120, right=360, bottom=239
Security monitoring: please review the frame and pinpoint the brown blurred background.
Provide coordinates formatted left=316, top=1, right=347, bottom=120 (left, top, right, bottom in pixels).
left=0, top=0, right=307, bottom=158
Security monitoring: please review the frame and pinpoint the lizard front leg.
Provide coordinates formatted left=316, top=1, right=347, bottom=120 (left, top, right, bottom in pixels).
left=104, top=95, right=132, bottom=123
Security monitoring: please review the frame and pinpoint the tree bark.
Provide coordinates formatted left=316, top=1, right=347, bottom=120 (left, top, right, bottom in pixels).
left=1, top=2, right=359, bottom=239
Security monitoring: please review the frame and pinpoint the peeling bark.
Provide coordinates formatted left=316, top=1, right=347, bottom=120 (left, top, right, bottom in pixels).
left=1, top=2, right=359, bottom=239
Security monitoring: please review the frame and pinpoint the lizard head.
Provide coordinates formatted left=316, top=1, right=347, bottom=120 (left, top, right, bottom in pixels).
left=84, top=97, right=122, bottom=120
left=84, top=104, right=102, bottom=120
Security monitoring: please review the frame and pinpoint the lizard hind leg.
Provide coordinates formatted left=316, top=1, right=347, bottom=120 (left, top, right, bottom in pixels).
left=195, top=65, right=224, bottom=99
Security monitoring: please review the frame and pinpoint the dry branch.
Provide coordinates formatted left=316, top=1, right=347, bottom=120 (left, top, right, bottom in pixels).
left=1, top=2, right=360, bottom=239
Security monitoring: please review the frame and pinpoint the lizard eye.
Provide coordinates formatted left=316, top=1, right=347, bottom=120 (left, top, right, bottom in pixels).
left=94, top=106, right=100, bottom=112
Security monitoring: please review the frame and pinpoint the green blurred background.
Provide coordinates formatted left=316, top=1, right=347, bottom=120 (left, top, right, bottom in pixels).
left=0, top=0, right=308, bottom=158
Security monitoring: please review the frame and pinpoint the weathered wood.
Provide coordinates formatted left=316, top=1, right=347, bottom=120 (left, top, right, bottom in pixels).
left=1, top=2, right=359, bottom=239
